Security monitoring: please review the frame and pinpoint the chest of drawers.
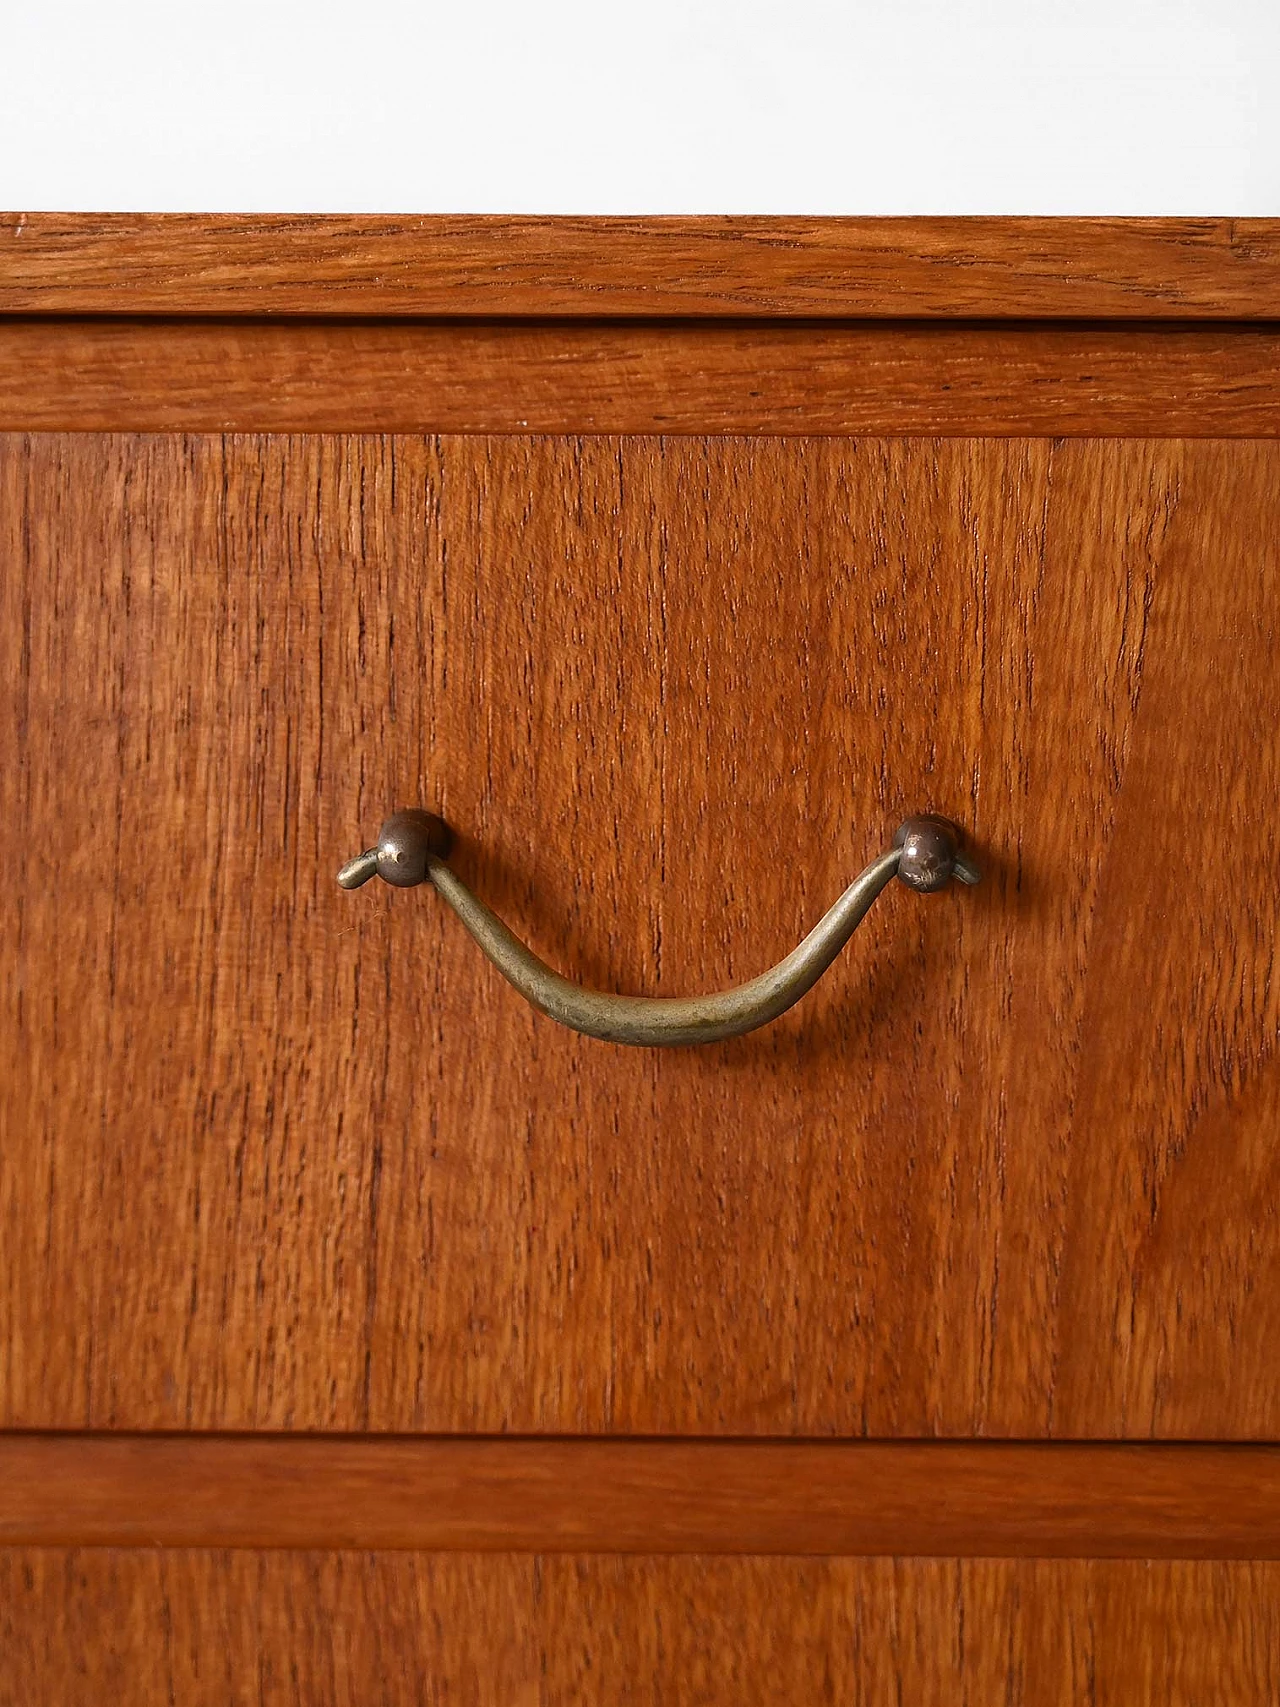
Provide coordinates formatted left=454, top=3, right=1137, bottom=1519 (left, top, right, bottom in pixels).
left=2, top=216, right=1280, bottom=1702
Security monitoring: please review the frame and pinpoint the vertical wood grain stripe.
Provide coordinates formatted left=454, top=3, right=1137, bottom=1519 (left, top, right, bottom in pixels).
left=3, top=1438, right=1280, bottom=1555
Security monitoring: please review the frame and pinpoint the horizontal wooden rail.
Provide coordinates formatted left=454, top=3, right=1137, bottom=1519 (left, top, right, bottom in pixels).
left=2, top=216, right=1279, bottom=318
left=3, top=320, right=1280, bottom=436
left=3, top=1436, right=1280, bottom=1556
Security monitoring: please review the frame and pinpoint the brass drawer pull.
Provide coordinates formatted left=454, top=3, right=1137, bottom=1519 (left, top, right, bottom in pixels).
left=337, top=811, right=980, bottom=1047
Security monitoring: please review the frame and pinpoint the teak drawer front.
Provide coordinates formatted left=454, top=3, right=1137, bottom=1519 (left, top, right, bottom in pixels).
left=4, top=428, right=1277, bottom=1437
left=5, top=1551, right=1280, bottom=1706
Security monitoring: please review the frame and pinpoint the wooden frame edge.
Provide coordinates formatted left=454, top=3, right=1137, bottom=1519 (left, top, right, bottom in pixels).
left=2, top=215, right=1279, bottom=319
left=3, top=318, right=1279, bottom=435
left=4, top=1436, right=1280, bottom=1557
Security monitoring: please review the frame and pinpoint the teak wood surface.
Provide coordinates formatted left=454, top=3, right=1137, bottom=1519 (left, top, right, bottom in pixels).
left=5, top=430, right=1278, bottom=1439
left=5, top=1553, right=1278, bottom=1706
left=2, top=218, right=1279, bottom=1702
left=3, top=319, right=1280, bottom=437
left=5, top=1436, right=1280, bottom=1558
left=2, top=214, right=1279, bottom=317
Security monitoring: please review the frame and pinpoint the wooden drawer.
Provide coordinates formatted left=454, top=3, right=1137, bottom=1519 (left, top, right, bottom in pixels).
left=3, top=216, right=1280, bottom=1701
left=4, top=1551, right=1279, bottom=1706
left=4, top=426, right=1280, bottom=1440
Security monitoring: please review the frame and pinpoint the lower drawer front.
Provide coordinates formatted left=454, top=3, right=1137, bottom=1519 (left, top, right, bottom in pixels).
left=4, top=1550, right=1278, bottom=1706
left=3, top=431, right=1278, bottom=1437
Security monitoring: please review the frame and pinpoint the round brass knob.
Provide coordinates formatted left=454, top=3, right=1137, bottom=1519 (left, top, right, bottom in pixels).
left=893, top=814, right=980, bottom=893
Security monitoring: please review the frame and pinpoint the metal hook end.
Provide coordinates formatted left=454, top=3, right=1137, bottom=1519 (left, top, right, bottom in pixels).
left=337, top=849, right=380, bottom=889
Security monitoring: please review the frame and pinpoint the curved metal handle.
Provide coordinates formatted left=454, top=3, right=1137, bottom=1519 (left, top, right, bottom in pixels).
left=337, top=810, right=979, bottom=1047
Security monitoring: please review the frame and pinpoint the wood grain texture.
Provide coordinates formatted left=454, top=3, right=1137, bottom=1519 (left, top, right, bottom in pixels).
left=5, top=1436, right=1280, bottom=1556
left=3, top=432, right=1279, bottom=1436
left=0, top=1550, right=539, bottom=1707
left=2, top=215, right=1279, bottom=318
left=2, top=1551, right=1278, bottom=1706
left=4, top=319, right=1280, bottom=437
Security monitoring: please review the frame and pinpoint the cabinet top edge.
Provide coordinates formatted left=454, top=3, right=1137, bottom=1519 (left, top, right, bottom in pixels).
left=2, top=215, right=1280, bottom=321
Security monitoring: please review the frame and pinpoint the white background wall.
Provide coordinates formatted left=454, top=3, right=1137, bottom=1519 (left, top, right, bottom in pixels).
left=3, top=0, right=1277, bottom=213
